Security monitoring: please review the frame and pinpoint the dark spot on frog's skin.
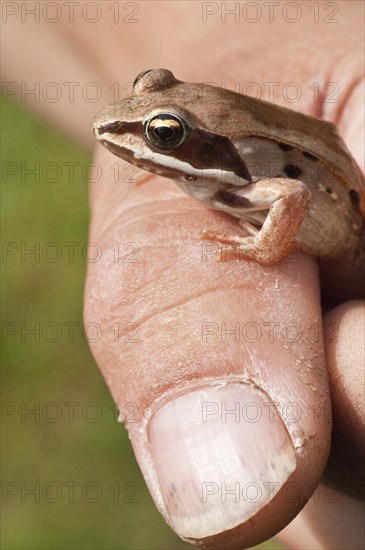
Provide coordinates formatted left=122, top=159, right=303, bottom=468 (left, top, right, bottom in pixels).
left=303, top=151, right=318, bottom=161
left=326, top=187, right=333, bottom=195
left=215, top=189, right=252, bottom=208
left=349, top=189, right=360, bottom=206
left=278, top=142, right=293, bottom=152
left=284, top=164, right=302, bottom=179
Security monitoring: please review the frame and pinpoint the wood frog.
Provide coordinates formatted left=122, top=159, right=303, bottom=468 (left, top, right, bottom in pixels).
left=92, top=69, right=364, bottom=300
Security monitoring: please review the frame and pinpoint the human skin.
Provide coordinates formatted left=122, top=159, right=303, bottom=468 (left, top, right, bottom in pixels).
left=3, top=1, right=364, bottom=548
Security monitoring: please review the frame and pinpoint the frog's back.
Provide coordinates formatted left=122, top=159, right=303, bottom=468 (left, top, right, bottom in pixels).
left=225, top=91, right=365, bottom=218
left=177, top=80, right=364, bottom=217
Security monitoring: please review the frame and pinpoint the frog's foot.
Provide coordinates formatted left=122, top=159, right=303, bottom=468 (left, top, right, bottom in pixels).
left=200, top=230, right=276, bottom=263
left=200, top=229, right=257, bottom=262
left=200, top=229, right=249, bottom=246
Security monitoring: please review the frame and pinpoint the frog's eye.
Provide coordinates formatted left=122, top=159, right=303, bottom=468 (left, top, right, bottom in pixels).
left=144, top=113, right=189, bottom=150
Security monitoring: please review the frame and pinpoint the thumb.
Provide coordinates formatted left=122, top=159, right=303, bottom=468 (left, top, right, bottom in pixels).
left=85, top=145, right=331, bottom=549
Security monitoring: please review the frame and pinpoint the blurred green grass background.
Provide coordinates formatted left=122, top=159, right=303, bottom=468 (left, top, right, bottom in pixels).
left=1, top=98, right=283, bottom=550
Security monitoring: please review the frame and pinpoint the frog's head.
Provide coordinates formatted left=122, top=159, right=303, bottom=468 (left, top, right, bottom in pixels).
left=92, top=68, right=252, bottom=186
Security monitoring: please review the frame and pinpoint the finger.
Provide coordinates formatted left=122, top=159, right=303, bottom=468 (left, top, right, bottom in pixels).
left=277, top=483, right=364, bottom=550
left=84, top=146, right=331, bottom=549
left=323, top=300, right=365, bottom=499
left=277, top=300, right=365, bottom=549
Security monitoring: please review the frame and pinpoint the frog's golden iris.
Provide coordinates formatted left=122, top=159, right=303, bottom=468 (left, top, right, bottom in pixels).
left=144, top=113, right=189, bottom=150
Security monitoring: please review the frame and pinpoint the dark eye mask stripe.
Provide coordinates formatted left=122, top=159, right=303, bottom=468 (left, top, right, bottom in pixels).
left=171, top=129, right=252, bottom=182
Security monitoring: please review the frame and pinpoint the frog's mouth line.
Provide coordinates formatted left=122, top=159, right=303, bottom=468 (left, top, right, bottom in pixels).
left=99, top=139, right=185, bottom=181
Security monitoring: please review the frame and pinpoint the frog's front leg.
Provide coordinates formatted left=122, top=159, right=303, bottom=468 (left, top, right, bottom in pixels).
left=201, top=178, right=312, bottom=264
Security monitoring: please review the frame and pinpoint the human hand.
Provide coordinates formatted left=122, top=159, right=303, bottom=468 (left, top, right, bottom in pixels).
left=82, top=3, right=364, bottom=548
left=3, top=1, right=363, bottom=548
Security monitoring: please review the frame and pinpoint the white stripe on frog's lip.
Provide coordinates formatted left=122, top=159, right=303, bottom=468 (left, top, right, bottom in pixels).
left=101, top=137, right=251, bottom=187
